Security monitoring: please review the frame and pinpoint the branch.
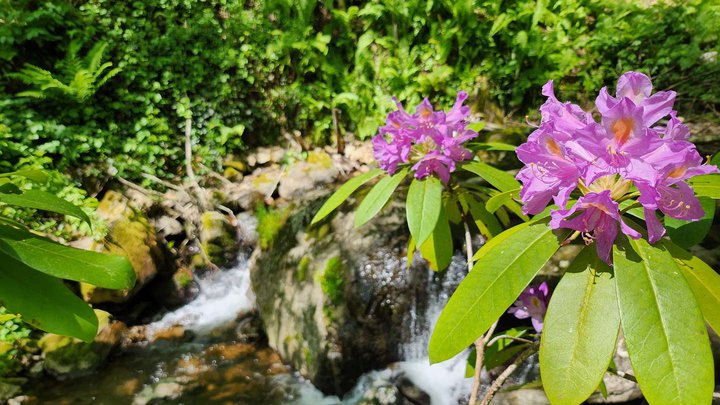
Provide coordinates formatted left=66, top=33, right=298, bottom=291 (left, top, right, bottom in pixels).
left=485, top=335, right=534, bottom=348
left=184, top=116, right=209, bottom=211
left=480, top=344, right=538, bottom=405
left=607, top=367, right=637, bottom=383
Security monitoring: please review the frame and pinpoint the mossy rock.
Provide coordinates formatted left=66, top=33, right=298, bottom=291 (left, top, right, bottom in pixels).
left=250, top=198, right=439, bottom=395
left=82, top=191, right=170, bottom=304
left=200, top=211, right=239, bottom=268
left=38, top=310, right=124, bottom=378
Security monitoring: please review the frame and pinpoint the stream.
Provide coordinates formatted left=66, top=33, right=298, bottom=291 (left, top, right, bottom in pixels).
left=24, top=250, right=476, bottom=404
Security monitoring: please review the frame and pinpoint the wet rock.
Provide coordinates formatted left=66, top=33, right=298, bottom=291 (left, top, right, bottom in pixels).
left=200, top=211, right=239, bottom=267
left=82, top=191, right=171, bottom=304
left=149, top=325, right=192, bottom=342
left=393, top=375, right=431, bottom=405
left=278, top=150, right=339, bottom=200
left=133, top=379, right=184, bottom=405
left=39, top=311, right=125, bottom=378
left=224, top=167, right=282, bottom=210
left=251, top=197, right=448, bottom=395
left=357, top=380, right=403, bottom=405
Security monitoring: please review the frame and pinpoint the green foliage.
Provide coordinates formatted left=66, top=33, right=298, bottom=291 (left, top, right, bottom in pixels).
left=2, top=0, right=719, bottom=186
left=406, top=177, right=443, bottom=246
left=311, top=168, right=383, bottom=225
left=539, top=247, right=619, bottom=405
left=354, top=168, right=408, bottom=228
left=0, top=170, right=135, bottom=342
left=0, top=309, right=35, bottom=378
left=613, top=235, right=713, bottom=405
left=10, top=41, right=120, bottom=102
left=256, top=204, right=291, bottom=250
left=428, top=221, right=567, bottom=363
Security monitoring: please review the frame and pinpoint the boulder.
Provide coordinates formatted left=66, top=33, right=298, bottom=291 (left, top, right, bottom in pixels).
left=277, top=150, right=338, bottom=200
left=81, top=191, right=170, bottom=304
left=199, top=211, right=239, bottom=267
left=250, top=198, right=449, bottom=395
left=38, top=310, right=125, bottom=378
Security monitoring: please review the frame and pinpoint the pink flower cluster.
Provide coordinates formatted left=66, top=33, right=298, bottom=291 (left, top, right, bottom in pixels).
left=516, top=72, right=718, bottom=263
left=372, top=92, right=478, bottom=183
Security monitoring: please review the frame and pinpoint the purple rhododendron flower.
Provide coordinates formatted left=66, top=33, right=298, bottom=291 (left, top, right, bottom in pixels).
left=508, top=282, right=550, bottom=333
left=516, top=71, right=719, bottom=263
left=372, top=92, right=478, bottom=182
left=550, top=191, right=641, bottom=264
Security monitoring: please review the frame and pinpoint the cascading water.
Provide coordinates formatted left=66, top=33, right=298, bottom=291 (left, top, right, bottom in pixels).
left=394, top=255, right=474, bottom=405
left=145, top=253, right=256, bottom=338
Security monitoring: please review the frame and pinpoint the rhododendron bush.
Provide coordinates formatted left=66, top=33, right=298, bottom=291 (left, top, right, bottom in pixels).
left=314, top=72, right=720, bottom=405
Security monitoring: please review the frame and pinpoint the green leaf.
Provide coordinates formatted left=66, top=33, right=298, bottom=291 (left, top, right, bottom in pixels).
left=688, top=174, right=720, bottom=199
left=664, top=240, right=720, bottom=334
left=429, top=221, right=566, bottom=363
left=419, top=208, right=452, bottom=271
left=461, top=161, right=520, bottom=192
left=540, top=247, right=620, bottom=405
left=0, top=189, right=91, bottom=225
left=311, top=168, right=383, bottom=224
left=354, top=168, right=408, bottom=228
left=466, top=122, right=486, bottom=132
left=0, top=224, right=136, bottom=289
left=0, top=252, right=98, bottom=342
left=470, top=142, right=516, bottom=151
left=458, top=193, right=502, bottom=239
left=406, top=235, right=415, bottom=269
left=664, top=197, right=715, bottom=248
left=485, top=188, right=520, bottom=213
left=614, top=235, right=713, bottom=405
left=711, top=152, right=720, bottom=166
left=406, top=177, right=443, bottom=246
left=0, top=169, right=49, bottom=183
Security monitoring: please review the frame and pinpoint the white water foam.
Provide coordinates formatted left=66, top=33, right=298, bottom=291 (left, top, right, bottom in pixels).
left=145, top=255, right=256, bottom=338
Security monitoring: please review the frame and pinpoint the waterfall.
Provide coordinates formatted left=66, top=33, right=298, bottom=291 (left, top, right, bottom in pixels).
left=395, top=254, right=473, bottom=405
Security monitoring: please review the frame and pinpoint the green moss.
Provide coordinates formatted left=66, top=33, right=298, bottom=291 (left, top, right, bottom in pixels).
left=318, top=256, right=344, bottom=305
left=297, top=256, right=311, bottom=282
left=256, top=204, right=291, bottom=250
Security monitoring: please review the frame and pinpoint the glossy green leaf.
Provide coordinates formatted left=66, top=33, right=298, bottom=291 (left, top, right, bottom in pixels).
left=0, top=189, right=91, bottom=224
left=665, top=197, right=715, bottom=248
left=614, top=236, right=713, bottom=405
left=0, top=224, right=136, bottom=289
left=429, top=221, right=566, bottom=363
left=664, top=240, right=720, bottom=334
left=688, top=174, right=720, bottom=199
left=458, top=193, right=502, bottom=239
left=485, top=188, right=520, bottom=213
left=0, top=169, right=49, bottom=183
left=311, top=168, right=384, bottom=224
left=461, top=161, right=521, bottom=192
left=406, top=177, right=443, bottom=246
left=419, top=209, right=452, bottom=271
left=540, top=247, right=620, bottom=405
left=0, top=252, right=98, bottom=342
left=354, top=168, right=408, bottom=228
